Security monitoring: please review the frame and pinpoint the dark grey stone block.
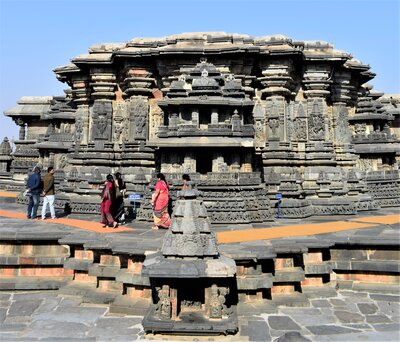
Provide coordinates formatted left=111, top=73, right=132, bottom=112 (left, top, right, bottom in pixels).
left=310, top=299, right=331, bottom=308
left=0, top=308, right=7, bottom=323
left=306, top=325, right=360, bottom=335
left=370, top=294, right=400, bottom=302
left=22, top=320, right=89, bottom=338
left=365, top=314, right=392, bottom=324
left=372, top=323, right=400, bottom=331
left=334, top=310, right=365, bottom=323
left=8, top=300, right=42, bottom=317
left=357, top=303, right=378, bottom=315
left=274, top=268, right=305, bottom=282
left=240, top=320, right=270, bottom=341
left=268, top=316, right=301, bottom=330
left=273, top=331, right=311, bottom=342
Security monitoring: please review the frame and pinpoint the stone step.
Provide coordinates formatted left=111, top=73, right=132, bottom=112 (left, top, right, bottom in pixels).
left=82, top=288, right=120, bottom=305
left=330, top=260, right=400, bottom=273
left=236, top=274, right=273, bottom=290
left=0, top=275, right=72, bottom=290
left=302, top=286, right=338, bottom=299
left=272, top=293, right=310, bottom=308
left=64, top=257, right=93, bottom=271
left=115, top=269, right=150, bottom=286
left=273, top=267, right=305, bottom=282
left=304, top=263, right=332, bottom=275
left=58, top=282, right=97, bottom=297
left=109, top=295, right=150, bottom=316
left=88, top=264, right=120, bottom=278
left=0, top=255, right=67, bottom=265
left=352, top=282, right=400, bottom=293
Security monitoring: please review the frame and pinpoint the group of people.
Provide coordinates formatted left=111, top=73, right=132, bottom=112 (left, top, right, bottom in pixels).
left=25, top=166, right=56, bottom=220
left=151, top=173, right=192, bottom=230
left=100, top=172, right=127, bottom=228
left=26, top=166, right=191, bottom=231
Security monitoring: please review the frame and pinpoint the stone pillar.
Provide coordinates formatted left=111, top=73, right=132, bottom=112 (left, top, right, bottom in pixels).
left=259, top=59, right=294, bottom=143
left=253, top=98, right=266, bottom=149
left=211, top=108, right=219, bottom=124
left=17, top=119, right=26, bottom=141
left=192, top=109, right=199, bottom=127
left=303, top=63, right=332, bottom=142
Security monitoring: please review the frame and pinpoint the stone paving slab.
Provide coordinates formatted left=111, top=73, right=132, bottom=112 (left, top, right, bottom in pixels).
left=0, top=289, right=399, bottom=341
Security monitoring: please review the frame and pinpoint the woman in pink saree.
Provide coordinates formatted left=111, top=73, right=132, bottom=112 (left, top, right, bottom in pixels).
left=100, top=174, right=118, bottom=228
left=151, top=173, right=171, bottom=229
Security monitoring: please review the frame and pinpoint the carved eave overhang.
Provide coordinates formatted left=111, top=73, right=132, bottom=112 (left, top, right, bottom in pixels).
left=36, top=141, right=72, bottom=150
left=71, top=52, right=114, bottom=65
left=303, top=42, right=350, bottom=62
left=148, top=137, right=253, bottom=148
left=4, top=96, right=52, bottom=119
left=344, top=59, right=375, bottom=84
left=42, top=111, right=76, bottom=120
left=53, top=63, right=82, bottom=83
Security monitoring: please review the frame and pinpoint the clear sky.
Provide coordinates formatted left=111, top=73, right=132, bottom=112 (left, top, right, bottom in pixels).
left=0, top=0, right=399, bottom=141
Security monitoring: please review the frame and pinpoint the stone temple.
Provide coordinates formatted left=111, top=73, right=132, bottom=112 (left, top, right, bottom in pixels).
left=1, top=32, right=399, bottom=222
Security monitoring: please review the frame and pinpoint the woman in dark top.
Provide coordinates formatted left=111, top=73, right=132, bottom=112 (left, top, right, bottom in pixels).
left=113, top=172, right=127, bottom=224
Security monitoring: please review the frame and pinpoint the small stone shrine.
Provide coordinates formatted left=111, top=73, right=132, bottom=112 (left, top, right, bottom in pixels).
left=141, top=187, right=238, bottom=335
left=2, top=32, right=399, bottom=220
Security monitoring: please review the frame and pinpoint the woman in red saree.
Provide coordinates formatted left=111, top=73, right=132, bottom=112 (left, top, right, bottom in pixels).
left=100, top=174, right=118, bottom=228
left=151, top=173, right=171, bottom=229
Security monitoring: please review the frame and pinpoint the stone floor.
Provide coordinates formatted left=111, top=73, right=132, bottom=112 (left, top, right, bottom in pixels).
left=0, top=288, right=399, bottom=341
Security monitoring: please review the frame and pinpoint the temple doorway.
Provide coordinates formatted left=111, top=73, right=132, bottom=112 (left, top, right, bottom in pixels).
left=196, top=152, right=212, bottom=174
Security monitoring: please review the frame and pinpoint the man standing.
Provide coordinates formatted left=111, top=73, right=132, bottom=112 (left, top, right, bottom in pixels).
left=26, top=166, right=43, bottom=219
left=41, top=166, right=56, bottom=220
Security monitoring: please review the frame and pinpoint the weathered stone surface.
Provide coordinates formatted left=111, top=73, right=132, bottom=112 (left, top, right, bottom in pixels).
left=334, top=310, right=365, bottom=323
left=22, top=321, right=89, bottom=339
left=273, top=331, right=311, bottom=342
left=268, top=316, right=301, bottom=330
left=2, top=32, right=399, bottom=222
left=305, top=325, right=360, bottom=335
left=8, top=300, right=42, bottom=317
left=357, top=303, right=378, bottom=315
left=240, top=320, right=270, bottom=341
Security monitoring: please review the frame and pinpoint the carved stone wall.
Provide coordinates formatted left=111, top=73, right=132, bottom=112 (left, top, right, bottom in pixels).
left=2, top=32, right=399, bottom=219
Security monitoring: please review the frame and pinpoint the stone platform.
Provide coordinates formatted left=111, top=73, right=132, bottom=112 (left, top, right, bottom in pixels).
left=0, top=193, right=399, bottom=340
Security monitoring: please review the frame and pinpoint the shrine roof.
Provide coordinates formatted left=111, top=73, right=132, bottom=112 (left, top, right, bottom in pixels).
left=4, top=97, right=52, bottom=118
left=64, top=32, right=354, bottom=66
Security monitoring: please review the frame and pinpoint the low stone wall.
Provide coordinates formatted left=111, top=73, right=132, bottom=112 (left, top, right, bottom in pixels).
left=0, top=234, right=398, bottom=314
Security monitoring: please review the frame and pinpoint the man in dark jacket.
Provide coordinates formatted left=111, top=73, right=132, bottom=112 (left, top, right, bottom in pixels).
left=41, top=166, right=56, bottom=219
left=26, top=166, right=43, bottom=219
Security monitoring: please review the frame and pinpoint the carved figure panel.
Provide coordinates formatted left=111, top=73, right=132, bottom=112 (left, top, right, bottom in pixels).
left=156, top=285, right=171, bottom=319
left=308, top=101, right=325, bottom=141
left=149, top=100, right=163, bottom=140
left=91, top=101, right=112, bottom=141
left=129, top=97, right=149, bottom=141
left=113, top=102, right=128, bottom=143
